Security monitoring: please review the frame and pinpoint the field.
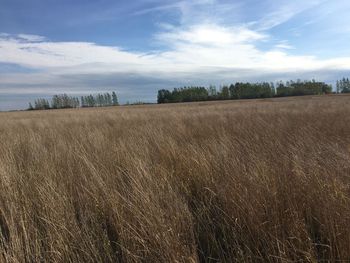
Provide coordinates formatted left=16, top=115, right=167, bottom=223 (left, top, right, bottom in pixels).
left=0, top=95, right=350, bottom=262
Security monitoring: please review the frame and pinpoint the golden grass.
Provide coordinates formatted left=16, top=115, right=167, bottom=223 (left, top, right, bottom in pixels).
left=0, top=95, right=350, bottom=262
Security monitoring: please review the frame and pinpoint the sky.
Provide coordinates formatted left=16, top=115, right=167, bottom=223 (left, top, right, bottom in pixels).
left=1, top=0, right=350, bottom=110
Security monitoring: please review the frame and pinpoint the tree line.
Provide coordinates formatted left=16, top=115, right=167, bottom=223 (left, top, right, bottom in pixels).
left=157, top=79, right=336, bottom=104
left=29, top=92, right=119, bottom=110
left=81, top=92, right=118, bottom=107
left=336, top=78, right=350, bottom=93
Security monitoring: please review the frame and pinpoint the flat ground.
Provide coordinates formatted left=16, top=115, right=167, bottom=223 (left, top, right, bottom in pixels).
left=1, top=95, right=350, bottom=262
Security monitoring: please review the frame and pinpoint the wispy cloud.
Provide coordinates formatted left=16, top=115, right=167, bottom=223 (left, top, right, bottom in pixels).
left=156, top=24, right=267, bottom=46
left=274, top=41, right=295, bottom=50
left=17, top=34, right=46, bottom=42
left=1, top=28, right=349, bottom=79
left=133, top=0, right=216, bottom=16
left=253, top=0, right=325, bottom=30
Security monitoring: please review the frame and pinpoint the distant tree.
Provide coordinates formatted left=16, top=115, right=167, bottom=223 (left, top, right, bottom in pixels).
left=77, top=92, right=119, bottom=108
left=87, top=95, right=95, bottom=107
left=321, top=83, right=332, bottom=94
left=50, top=94, right=79, bottom=109
left=220, top=86, right=230, bottom=100
left=81, top=96, right=86, bottom=107
left=208, top=85, right=218, bottom=100
left=105, top=93, right=112, bottom=106
left=51, top=95, right=58, bottom=109
left=346, top=78, right=350, bottom=93
left=34, top=98, right=50, bottom=110
left=157, top=79, right=331, bottom=104
left=96, top=94, right=102, bottom=107
left=74, top=97, right=80, bottom=108
left=337, top=78, right=350, bottom=93
left=336, top=80, right=340, bottom=93
left=276, top=80, right=331, bottom=97
left=228, top=84, right=235, bottom=99
left=158, top=87, right=205, bottom=103
left=28, top=102, right=34, bottom=110
left=112, top=92, right=119, bottom=106
left=157, top=89, right=171, bottom=104
left=270, top=82, right=276, bottom=96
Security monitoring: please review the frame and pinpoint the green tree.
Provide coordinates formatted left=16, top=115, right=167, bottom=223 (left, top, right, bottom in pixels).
left=208, top=85, right=218, bottom=100
left=220, top=86, right=230, bottom=100
left=157, top=89, right=171, bottom=104
left=112, top=92, right=119, bottom=106
left=28, top=102, right=34, bottom=110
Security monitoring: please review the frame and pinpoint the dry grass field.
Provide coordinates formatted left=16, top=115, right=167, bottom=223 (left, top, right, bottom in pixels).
left=0, top=95, right=350, bottom=262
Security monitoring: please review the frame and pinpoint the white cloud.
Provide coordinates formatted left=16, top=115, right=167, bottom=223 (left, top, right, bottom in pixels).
left=0, top=36, right=152, bottom=70
left=17, top=34, right=46, bottom=42
left=1, top=24, right=350, bottom=76
left=1, top=1, right=337, bottom=75
left=156, top=24, right=267, bottom=46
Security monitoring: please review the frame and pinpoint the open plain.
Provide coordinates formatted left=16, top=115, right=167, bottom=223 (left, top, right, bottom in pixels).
left=0, top=95, right=350, bottom=262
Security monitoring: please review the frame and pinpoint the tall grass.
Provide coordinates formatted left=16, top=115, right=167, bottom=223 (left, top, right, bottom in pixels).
left=0, top=95, right=350, bottom=262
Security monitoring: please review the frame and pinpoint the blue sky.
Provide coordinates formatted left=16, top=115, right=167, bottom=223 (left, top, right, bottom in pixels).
left=1, top=0, right=350, bottom=110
